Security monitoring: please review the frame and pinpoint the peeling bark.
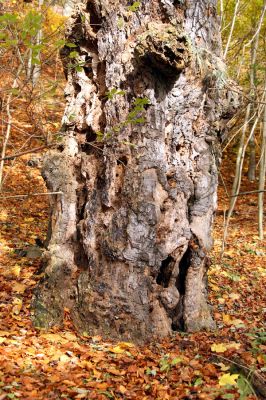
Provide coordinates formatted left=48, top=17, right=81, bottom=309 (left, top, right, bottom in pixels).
left=33, top=0, right=236, bottom=342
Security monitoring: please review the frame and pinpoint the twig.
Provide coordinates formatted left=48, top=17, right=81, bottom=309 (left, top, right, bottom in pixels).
left=0, top=145, right=53, bottom=162
left=231, top=190, right=266, bottom=197
left=0, top=191, right=63, bottom=199
left=219, top=171, right=230, bottom=198
left=223, top=0, right=240, bottom=59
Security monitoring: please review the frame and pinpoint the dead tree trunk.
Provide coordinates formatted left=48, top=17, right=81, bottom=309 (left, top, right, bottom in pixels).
left=33, top=0, right=236, bottom=342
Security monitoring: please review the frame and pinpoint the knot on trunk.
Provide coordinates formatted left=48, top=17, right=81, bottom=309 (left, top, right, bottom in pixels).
left=135, top=23, right=189, bottom=77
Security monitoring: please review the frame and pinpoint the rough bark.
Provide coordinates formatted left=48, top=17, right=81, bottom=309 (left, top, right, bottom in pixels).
left=33, top=0, right=237, bottom=342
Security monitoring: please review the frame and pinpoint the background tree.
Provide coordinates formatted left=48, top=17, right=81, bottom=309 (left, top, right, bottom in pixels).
left=0, top=0, right=65, bottom=190
left=32, top=0, right=236, bottom=342
left=220, top=0, right=266, bottom=241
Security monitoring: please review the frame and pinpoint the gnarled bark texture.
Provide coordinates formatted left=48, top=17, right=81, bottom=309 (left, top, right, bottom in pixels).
left=33, top=0, right=236, bottom=342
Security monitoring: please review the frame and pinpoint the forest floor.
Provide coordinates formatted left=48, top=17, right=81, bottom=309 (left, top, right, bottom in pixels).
left=0, top=121, right=265, bottom=399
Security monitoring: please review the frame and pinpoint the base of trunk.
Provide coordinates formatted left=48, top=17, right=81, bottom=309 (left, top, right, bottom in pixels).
left=32, top=238, right=215, bottom=343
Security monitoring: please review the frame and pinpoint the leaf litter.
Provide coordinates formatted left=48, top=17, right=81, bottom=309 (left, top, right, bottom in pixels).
left=0, top=122, right=265, bottom=399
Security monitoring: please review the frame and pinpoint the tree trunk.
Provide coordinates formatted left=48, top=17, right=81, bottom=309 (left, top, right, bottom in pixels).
left=33, top=0, right=236, bottom=342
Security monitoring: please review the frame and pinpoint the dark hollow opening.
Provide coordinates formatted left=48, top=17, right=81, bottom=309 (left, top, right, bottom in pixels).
left=85, top=127, right=97, bottom=142
left=156, top=255, right=175, bottom=288
left=117, top=156, right=128, bottom=166
left=176, top=247, right=191, bottom=295
left=73, top=82, right=81, bottom=95
left=164, top=46, right=179, bottom=63
left=86, top=1, right=102, bottom=33
left=84, top=55, right=93, bottom=78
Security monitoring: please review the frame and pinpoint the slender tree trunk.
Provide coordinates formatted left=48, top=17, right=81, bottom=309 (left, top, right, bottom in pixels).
left=247, top=32, right=259, bottom=182
left=223, top=0, right=240, bottom=59
left=33, top=0, right=236, bottom=342
left=258, top=101, right=266, bottom=240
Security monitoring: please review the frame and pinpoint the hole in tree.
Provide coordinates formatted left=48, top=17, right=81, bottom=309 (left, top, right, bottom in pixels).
left=164, top=45, right=180, bottom=63
left=171, top=295, right=185, bottom=332
left=176, top=247, right=191, bottom=295
left=171, top=322, right=178, bottom=331
left=156, top=255, right=175, bottom=288
left=85, top=127, right=97, bottom=143
left=86, top=1, right=102, bottom=33
left=117, top=156, right=128, bottom=166
left=73, top=82, right=81, bottom=95
left=84, top=55, right=93, bottom=78
left=80, top=127, right=97, bottom=153
left=173, top=0, right=184, bottom=7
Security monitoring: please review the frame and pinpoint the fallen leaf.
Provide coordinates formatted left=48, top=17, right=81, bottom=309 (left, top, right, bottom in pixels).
left=117, top=341, right=135, bottom=348
left=106, top=367, right=126, bottom=376
left=59, top=354, right=70, bottom=363
left=217, top=363, right=230, bottom=371
left=0, top=331, right=11, bottom=337
left=210, top=283, right=220, bottom=292
left=109, top=345, right=127, bottom=354
left=229, top=293, right=240, bottom=300
left=219, top=373, right=239, bottom=386
left=227, top=342, right=241, bottom=350
left=24, top=217, right=34, bottom=222
left=12, top=297, right=22, bottom=315
left=12, top=282, right=27, bottom=293
left=222, top=314, right=244, bottom=326
left=118, top=385, right=127, bottom=394
left=10, top=264, right=21, bottom=278
left=211, top=343, right=228, bottom=353
left=40, top=333, right=66, bottom=343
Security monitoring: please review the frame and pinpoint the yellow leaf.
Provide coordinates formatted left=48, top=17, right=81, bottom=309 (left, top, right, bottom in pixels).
left=117, top=341, right=135, bottom=348
left=219, top=373, right=239, bottom=386
left=0, top=337, right=6, bottom=344
left=217, top=363, right=230, bottom=371
left=59, top=354, right=70, bottom=363
left=12, top=298, right=22, bottom=315
left=10, top=264, right=21, bottom=278
left=109, top=345, right=125, bottom=354
left=24, top=217, right=34, bottom=222
left=0, top=331, right=11, bottom=337
left=12, top=282, right=27, bottom=293
left=222, top=314, right=233, bottom=325
left=229, top=293, right=240, bottom=300
left=211, top=343, right=228, bottom=353
left=93, top=369, right=102, bottom=379
left=222, top=313, right=244, bottom=326
left=119, top=385, right=127, bottom=394
left=63, top=332, right=78, bottom=341
left=210, top=283, right=220, bottom=292
left=40, top=333, right=66, bottom=343
left=227, top=342, right=241, bottom=350
left=223, top=250, right=235, bottom=257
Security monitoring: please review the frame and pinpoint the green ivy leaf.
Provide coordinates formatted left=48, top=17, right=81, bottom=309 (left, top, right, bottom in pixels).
left=105, top=88, right=126, bottom=100
left=66, top=42, right=77, bottom=48
left=117, top=17, right=124, bottom=29
left=128, top=1, right=141, bottom=12
left=69, top=51, right=79, bottom=59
